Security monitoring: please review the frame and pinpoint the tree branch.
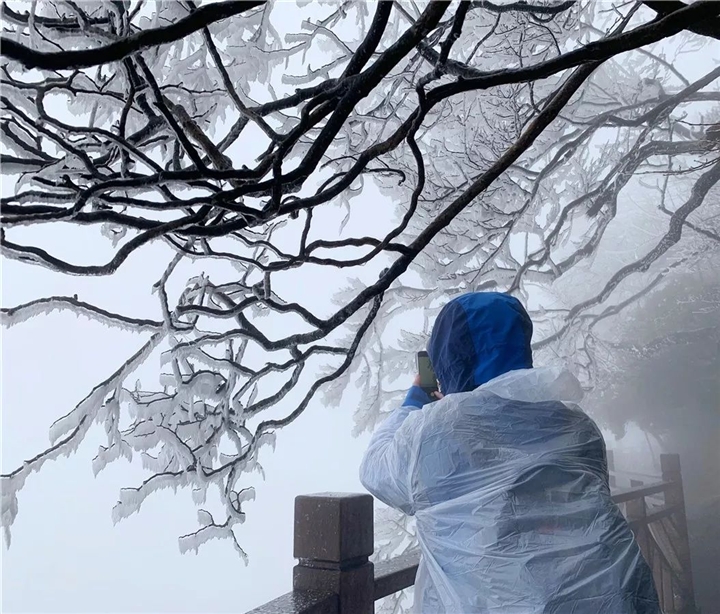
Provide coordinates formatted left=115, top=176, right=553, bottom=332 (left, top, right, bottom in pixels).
left=428, top=1, right=720, bottom=103
left=642, top=0, right=720, bottom=40
left=1, top=0, right=267, bottom=70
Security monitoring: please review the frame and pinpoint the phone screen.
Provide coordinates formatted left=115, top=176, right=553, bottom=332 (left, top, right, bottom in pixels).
left=417, top=351, right=438, bottom=394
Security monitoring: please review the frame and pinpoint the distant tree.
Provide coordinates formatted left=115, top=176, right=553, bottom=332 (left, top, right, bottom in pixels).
left=586, top=265, right=719, bottom=447
left=579, top=263, right=720, bottom=614
left=2, top=0, right=719, bottom=565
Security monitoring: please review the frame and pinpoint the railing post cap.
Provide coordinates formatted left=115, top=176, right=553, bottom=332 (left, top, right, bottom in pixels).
left=660, top=453, right=681, bottom=472
left=294, top=493, right=374, bottom=563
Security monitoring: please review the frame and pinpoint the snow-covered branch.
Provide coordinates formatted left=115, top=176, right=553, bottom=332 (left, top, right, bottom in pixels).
left=2, top=0, right=719, bottom=565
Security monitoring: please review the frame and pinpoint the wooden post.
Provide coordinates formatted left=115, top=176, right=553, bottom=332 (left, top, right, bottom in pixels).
left=629, top=477, right=665, bottom=608
left=606, top=449, right=617, bottom=488
left=293, top=493, right=375, bottom=614
left=661, top=558, right=674, bottom=614
left=625, top=485, right=651, bottom=565
left=660, top=454, right=696, bottom=613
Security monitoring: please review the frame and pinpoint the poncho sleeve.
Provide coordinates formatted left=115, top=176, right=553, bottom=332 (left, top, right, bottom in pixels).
left=358, top=386, right=432, bottom=515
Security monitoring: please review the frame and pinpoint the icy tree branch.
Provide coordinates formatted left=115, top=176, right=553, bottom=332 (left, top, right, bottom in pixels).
left=1, top=1, right=268, bottom=70
left=2, top=0, right=718, bottom=561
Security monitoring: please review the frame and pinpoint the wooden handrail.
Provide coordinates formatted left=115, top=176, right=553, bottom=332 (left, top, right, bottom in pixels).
left=374, top=550, right=420, bottom=601
left=626, top=502, right=681, bottom=530
left=610, top=480, right=674, bottom=503
left=247, top=590, right=337, bottom=614
left=249, top=453, right=694, bottom=614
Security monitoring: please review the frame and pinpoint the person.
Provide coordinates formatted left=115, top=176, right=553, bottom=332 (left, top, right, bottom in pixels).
left=359, top=292, right=660, bottom=613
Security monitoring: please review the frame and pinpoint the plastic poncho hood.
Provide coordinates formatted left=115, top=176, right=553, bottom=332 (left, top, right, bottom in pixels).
left=359, top=293, right=660, bottom=613
left=427, top=292, right=533, bottom=394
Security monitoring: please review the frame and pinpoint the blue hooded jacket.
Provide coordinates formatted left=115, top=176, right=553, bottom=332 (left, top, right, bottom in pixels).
left=429, top=292, right=533, bottom=394
left=359, top=292, right=660, bottom=613
left=404, top=292, right=533, bottom=408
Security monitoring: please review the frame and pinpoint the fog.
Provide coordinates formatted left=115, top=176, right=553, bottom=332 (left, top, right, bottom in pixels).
left=584, top=263, right=720, bottom=612
left=2, top=1, right=720, bottom=613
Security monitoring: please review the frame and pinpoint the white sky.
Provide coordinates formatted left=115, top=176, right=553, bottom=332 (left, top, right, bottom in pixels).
left=1, top=293, right=372, bottom=612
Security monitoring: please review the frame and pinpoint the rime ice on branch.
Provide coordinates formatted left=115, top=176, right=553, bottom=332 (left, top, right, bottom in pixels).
left=1, top=0, right=719, bottom=562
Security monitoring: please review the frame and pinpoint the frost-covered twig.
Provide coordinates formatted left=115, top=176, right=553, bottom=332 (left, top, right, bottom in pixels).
left=1, top=296, right=163, bottom=331
left=1, top=333, right=164, bottom=543
left=1, top=1, right=268, bottom=70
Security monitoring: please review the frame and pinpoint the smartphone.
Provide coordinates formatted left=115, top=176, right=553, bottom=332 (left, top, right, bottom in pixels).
left=416, top=351, right=438, bottom=396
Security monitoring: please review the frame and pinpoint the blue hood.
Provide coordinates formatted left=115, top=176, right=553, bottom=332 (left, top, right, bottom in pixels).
left=427, top=292, right=533, bottom=395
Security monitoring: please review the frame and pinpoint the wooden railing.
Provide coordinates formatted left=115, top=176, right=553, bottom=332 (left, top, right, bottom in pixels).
left=610, top=454, right=697, bottom=614
left=248, top=453, right=695, bottom=614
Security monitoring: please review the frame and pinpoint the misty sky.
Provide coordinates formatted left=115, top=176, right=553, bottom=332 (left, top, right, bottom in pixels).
left=2, top=3, right=718, bottom=613
left=1, top=259, right=373, bottom=612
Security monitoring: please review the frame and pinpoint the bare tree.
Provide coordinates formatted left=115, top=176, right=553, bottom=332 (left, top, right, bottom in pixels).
left=2, top=0, right=719, bottom=564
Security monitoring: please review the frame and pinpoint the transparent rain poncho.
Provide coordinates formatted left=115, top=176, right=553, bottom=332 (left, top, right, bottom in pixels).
left=360, top=293, right=659, bottom=613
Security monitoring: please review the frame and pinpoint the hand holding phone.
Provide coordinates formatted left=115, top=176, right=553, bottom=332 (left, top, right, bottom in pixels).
left=416, top=351, right=439, bottom=396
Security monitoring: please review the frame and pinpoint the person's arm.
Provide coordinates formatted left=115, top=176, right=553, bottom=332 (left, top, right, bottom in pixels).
left=358, top=382, right=434, bottom=515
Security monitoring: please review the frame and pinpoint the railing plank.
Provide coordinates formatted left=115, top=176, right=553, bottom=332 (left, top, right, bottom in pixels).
left=246, top=590, right=338, bottom=614
left=374, top=550, right=421, bottom=601
left=627, top=503, right=681, bottom=530
left=611, top=480, right=674, bottom=503
left=660, top=454, right=696, bottom=612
